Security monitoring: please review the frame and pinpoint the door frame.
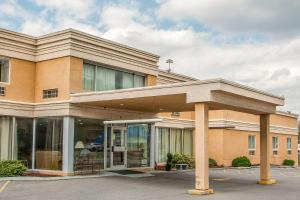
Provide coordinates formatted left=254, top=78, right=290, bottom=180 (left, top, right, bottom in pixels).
left=110, top=125, right=127, bottom=169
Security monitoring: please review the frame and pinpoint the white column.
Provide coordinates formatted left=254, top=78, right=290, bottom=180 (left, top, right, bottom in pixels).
left=188, top=103, right=213, bottom=195
left=62, top=117, right=75, bottom=174
left=150, top=123, right=156, bottom=168
left=32, top=118, right=36, bottom=169
left=258, top=114, right=276, bottom=185
left=104, top=124, right=107, bottom=170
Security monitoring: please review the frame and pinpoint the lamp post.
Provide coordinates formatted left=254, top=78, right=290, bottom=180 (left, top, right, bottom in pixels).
left=166, top=59, right=173, bottom=73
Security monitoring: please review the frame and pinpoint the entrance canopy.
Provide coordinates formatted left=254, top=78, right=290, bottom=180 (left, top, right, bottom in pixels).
left=71, top=79, right=284, bottom=115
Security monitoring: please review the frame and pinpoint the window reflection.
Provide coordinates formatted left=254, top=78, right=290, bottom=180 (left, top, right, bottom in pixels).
left=35, top=118, right=63, bottom=170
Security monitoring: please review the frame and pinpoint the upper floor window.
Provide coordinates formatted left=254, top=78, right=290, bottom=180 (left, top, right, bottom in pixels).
left=272, top=136, right=279, bottom=156
left=83, top=63, right=145, bottom=91
left=248, top=135, right=256, bottom=155
left=0, top=57, right=9, bottom=83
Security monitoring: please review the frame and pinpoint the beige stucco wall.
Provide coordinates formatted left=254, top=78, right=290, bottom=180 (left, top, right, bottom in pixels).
left=0, top=58, right=35, bottom=102
left=208, top=129, right=298, bottom=167
left=35, top=57, right=71, bottom=102
left=146, top=75, right=157, bottom=86
left=69, top=57, right=83, bottom=94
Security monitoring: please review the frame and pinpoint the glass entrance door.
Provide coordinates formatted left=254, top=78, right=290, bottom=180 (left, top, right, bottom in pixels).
left=110, top=126, right=127, bottom=169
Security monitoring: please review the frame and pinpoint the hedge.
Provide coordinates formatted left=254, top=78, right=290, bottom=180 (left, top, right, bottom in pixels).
left=282, top=159, right=295, bottom=166
left=232, top=156, right=251, bottom=167
left=0, top=160, right=27, bottom=177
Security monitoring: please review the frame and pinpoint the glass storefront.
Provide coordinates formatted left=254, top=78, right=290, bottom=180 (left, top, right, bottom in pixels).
left=0, top=116, right=13, bottom=160
left=74, top=118, right=104, bottom=173
left=157, top=127, right=193, bottom=163
left=127, top=124, right=151, bottom=168
left=16, top=118, right=33, bottom=168
left=35, top=117, right=63, bottom=170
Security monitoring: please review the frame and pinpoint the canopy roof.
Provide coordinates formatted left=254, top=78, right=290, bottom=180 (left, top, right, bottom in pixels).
left=71, top=79, right=284, bottom=115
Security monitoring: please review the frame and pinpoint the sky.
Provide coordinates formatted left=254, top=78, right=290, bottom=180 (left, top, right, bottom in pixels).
left=0, top=0, right=299, bottom=115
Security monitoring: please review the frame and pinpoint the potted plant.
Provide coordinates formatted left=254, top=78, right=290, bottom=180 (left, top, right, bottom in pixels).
left=173, top=153, right=190, bottom=170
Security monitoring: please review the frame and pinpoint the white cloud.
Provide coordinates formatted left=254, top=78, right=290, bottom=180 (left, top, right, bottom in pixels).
left=0, top=1, right=299, bottom=114
left=157, top=0, right=300, bottom=38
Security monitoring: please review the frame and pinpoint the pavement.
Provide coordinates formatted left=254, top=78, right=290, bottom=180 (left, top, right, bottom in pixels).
left=1, top=167, right=300, bottom=200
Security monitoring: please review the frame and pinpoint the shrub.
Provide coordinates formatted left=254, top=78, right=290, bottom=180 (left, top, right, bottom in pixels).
left=232, top=156, right=251, bottom=167
left=165, top=153, right=173, bottom=171
left=172, top=153, right=190, bottom=166
left=283, top=159, right=295, bottom=166
left=209, top=158, right=218, bottom=167
left=0, top=160, right=27, bottom=177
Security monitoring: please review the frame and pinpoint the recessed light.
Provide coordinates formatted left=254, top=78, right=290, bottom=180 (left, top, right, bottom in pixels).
left=120, top=104, right=124, bottom=106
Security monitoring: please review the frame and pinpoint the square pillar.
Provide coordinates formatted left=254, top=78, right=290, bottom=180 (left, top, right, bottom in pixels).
left=62, top=117, right=75, bottom=175
left=258, top=114, right=276, bottom=185
left=188, top=103, right=213, bottom=195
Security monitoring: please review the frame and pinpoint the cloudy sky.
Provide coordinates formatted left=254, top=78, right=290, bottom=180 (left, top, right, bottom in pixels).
left=0, top=0, right=299, bottom=115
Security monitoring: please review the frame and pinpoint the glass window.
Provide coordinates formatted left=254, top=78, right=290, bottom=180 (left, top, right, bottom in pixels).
left=134, top=75, right=145, bottom=88
left=35, top=117, right=63, bottom=170
left=74, top=118, right=104, bottom=174
left=272, top=136, right=279, bottom=156
left=83, top=63, right=144, bottom=91
left=16, top=118, right=33, bottom=169
left=96, top=66, right=115, bottom=91
left=83, top=63, right=95, bottom=91
left=272, top=137, right=279, bottom=149
left=248, top=135, right=256, bottom=150
left=170, top=128, right=182, bottom=154
left=287, top=137, right=292, bottom=150
left=0, top=58, right=9, bottom=83
left=0, top=116, right=13, bottom=160
left=127, top=124, right=150, bottom=168
left=122, top=72, right=134, bottom=89
left=183, top=129, right=193, bottom=157
left=157, top=128, right=170, bottom=163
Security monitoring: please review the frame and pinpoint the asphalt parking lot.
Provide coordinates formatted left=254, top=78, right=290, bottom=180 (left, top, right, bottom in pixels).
left=1, top=168, right=300, bottom=200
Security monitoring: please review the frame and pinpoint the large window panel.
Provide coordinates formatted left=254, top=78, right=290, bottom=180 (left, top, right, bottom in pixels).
left=0, top=116, right=13, bottom=160
left=16, top=118, right=33, bottom=168
left=122, top=72, right=134, bottom=89
left=127, top=124, right=150, bottom=168
left=35, top=118, right=63, bottom=170
left=96, top=66, right=115, bottom=91
left=74, top=118, right=104, bottom=173
left=83, top=62, right=145, bottom=92
left=134, top=75, right=144, bottom=88
left=157, top=128, right=170, bottom=163
left=83, top=63, right=95, bottom=91
left=170, top=128, right=182, bottom=154
left=183, top=129, right=193, bottom=157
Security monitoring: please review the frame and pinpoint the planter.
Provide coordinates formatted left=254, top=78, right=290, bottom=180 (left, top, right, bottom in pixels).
left=175, top=164, right=188, bottom=170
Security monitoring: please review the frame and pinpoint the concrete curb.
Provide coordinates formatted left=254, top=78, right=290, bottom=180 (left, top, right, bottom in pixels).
left=0, top=172, right=117, bottom=181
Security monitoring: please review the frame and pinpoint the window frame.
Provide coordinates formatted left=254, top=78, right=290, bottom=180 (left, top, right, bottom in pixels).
left=0, top=57, right=11, bottom=84
left=287, top=137, right=292, bottom=155
left=272, top=136, right=279, bottom=156
left=248, top=135, right=256, bottom=156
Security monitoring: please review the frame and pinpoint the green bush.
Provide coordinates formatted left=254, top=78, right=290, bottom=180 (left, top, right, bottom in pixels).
left=0, top=160, right=27, bottom=177
left=283, top=159, right=295, bottom=166
left=209, top=158, right=218, bottom=167
left=165, top=153, right=173, bottom=171
left=172, top=153, right=190, bottom=166
left=232, top=156, right=251, bottom=167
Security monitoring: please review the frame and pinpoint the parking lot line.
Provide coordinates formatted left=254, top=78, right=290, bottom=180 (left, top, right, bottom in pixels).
left=0, top=181, right=10, bottom=193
